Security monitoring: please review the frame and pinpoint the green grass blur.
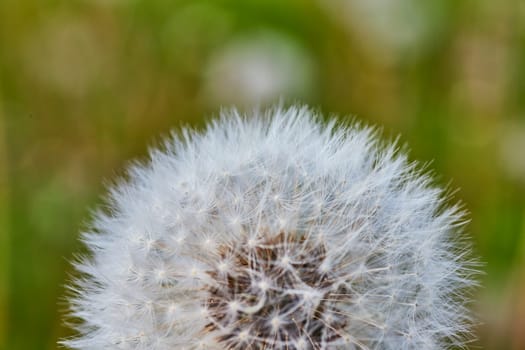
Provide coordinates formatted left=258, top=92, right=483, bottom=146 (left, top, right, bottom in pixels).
left=1, top=0, right=524, bottom=349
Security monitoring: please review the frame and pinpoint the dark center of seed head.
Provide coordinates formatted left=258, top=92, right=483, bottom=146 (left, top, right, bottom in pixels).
left=204, top=232, right=348, bottom=349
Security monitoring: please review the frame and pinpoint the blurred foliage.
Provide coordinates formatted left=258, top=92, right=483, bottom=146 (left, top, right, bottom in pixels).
left=0, top=0, right=524, bottom=349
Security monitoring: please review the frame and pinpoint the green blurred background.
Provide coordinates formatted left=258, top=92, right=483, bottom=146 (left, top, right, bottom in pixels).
left=1, top=0, right=524, bottom=349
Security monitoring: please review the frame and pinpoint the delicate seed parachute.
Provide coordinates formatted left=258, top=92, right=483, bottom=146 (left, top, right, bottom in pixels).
left=63, top=106, right=478, bottom=350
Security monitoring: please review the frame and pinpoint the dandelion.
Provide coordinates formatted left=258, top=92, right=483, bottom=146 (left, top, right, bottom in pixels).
left=63, top=105, right=477, bottom=349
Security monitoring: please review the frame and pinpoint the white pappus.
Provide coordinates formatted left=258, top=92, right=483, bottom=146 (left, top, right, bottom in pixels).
left=63, top=105, right=478, bottom=350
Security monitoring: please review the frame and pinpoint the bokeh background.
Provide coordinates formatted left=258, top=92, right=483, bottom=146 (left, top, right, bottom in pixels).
left=1, top=0, right=524, bottom=349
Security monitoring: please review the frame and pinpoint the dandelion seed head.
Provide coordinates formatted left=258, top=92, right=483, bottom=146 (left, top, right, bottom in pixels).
left=63, top=105, right=478, bottom=349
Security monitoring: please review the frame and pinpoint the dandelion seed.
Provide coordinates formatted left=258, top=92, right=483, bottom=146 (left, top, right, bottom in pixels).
left=63, top=105, right=478, bottom=349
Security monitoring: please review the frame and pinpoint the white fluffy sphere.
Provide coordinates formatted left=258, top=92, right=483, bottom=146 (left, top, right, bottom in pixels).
left=64, top=106, right=477, bottom=349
